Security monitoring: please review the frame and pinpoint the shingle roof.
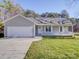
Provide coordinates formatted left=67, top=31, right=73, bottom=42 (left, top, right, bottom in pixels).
left=31, top=17, right=72, bottom=25
left=4, top=14, right=73, bottom=25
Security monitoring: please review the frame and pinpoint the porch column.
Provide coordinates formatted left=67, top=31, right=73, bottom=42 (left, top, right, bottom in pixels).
left=72, top=25, right=73, bottom=32
left=42, top=25, right=44, bottom=33
left=72, top=25, right=74, bottom=37
left=33, top=25, right=35, bottom=37
left=51, top=25, right=52, bottom=32
left=62, top=26, right=64, bottom=32
left=43, top=25, right=45, bottom=33
left=59, top=26, right=60, bottom=32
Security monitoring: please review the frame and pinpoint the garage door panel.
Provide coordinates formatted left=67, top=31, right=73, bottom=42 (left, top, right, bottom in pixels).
left=7, top=27, right=34, bottom=37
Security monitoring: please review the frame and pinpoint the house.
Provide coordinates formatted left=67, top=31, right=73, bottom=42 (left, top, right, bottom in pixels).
left=4, top=14, right=74, bottom=38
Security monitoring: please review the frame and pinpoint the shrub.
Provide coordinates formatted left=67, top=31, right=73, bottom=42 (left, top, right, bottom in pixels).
left=0, top=33, right=4, bottom=38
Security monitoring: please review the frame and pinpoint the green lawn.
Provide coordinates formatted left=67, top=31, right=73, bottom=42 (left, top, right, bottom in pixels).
left=25, top=38, right=79, bottom=59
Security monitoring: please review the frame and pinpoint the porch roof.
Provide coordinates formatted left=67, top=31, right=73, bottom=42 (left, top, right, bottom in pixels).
left=32, top=17, right=73, bottom=25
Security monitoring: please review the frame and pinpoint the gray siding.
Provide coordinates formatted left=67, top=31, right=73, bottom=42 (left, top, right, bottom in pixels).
left=5, top=15, right=34, bottom=26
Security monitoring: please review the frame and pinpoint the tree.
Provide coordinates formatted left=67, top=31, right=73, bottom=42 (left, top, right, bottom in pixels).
left=0, top=20, right=4, bottom=33
left=41, top=12, right=61, bottom=18
left=0, top=0, right=23, bottom=20
left=41, top=12, right=48, bottom=17
left=0, top=0, right=14, bottom=13
left=69, top=18, right=76, bottom=24
left=0, top=0, right=23, bottom=19
left=24, top=10, right=39, bottom=17
left=61, top=10, right=69, bottom=18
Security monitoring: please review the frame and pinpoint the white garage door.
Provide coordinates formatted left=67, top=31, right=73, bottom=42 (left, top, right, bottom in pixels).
left=7, top=27, right=34, bottom=37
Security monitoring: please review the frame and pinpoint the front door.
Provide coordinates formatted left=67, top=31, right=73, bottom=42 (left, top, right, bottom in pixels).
left=45, top=26, right=51, bottom=32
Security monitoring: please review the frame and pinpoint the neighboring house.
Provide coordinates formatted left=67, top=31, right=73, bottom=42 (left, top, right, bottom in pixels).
left=74, top=24, right=79, bottom=32
left=4, top=14, right=74, bottom=38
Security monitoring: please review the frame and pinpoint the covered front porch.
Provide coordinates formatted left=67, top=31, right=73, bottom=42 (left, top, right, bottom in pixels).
left=35, top=25, right=73, bottom=36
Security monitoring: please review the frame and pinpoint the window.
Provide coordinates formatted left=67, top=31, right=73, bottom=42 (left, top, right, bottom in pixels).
left=60, top=26, right=62, bottom=32
left=46, top=26, right=51, bottom=32
left=68, top=26, right=72, bottom=32
left=38, top=26, right=41, bottom=29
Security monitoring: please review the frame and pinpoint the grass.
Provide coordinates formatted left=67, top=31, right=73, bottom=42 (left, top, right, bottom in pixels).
left=25, top=37, right=79, bottom=59
left=74, top=33, right=79, bottom=39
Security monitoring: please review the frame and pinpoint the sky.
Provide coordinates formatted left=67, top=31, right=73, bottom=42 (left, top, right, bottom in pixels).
left=0, top=0, right=79, bottom=18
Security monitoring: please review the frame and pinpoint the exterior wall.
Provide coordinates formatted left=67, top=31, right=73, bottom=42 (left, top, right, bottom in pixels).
left=4, top=24, right=7, bottom=37
left=37, top=26, right=43, bottom=35
left=36, top=25, right=73, bottom=36
left=52, top=26, right=60, bottom=32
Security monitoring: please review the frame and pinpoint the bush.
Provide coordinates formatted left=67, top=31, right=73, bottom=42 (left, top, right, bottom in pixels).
left=74, top=33, right=79, bottom=36
left=0, top=33, right=4, bottom=38
left=43, top=36, right=74, bottom=39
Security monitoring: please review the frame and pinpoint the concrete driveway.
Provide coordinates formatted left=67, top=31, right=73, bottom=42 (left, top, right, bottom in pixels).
left=0, top=38, right=35, bottom=59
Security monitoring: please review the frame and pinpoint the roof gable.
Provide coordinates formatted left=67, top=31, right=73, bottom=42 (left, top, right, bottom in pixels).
left=5, top=14, right=35, bottom=26
left=4, top=14, right=36, bottom=24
